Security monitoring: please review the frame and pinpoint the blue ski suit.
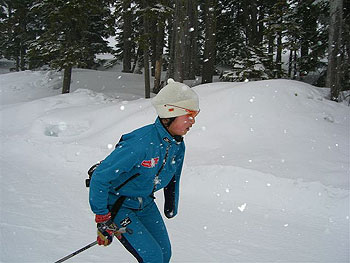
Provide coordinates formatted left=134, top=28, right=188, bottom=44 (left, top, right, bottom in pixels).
left=89, top=117, right=185, bottom=262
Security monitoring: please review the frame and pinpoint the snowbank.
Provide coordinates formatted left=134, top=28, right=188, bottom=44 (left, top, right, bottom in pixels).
left=0, top=69, right=348, bottom=262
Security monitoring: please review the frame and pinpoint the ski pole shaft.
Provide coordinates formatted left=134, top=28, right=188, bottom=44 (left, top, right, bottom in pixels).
left=54, top=240, right=98, bottom=263
left=54, top=227, right=132, bottom=262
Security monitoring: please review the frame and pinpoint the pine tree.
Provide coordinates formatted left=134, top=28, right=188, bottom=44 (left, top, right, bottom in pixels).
left=0, top=0, right=37, bottom=71
left=0, top=1, right=9, bottom=59
left=267, top=0, right=289, bottom=78
left=216, top=0, right=273, bottom=81
left=28, top=0, right=114, bottom=93
left=216, top=0, right=245, bottom=73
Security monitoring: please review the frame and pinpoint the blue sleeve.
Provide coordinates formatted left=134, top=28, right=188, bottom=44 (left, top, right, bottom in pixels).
left=164, top=146, right=185, bottom=218
left=89, top=140, right=141, bottom=215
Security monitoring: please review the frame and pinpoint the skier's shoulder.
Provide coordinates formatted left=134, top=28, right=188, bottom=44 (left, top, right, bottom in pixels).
left=121, top=122, right=158, bottom=145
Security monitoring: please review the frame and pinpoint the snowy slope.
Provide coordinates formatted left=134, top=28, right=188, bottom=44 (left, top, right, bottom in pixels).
left=0, top=67, right=349, bottom=263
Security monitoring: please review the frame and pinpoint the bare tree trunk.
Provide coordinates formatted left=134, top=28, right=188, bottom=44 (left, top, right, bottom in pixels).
left=62, top=66, right=72, bottom=94
left=15, top=55, right=20, bottom=72
left=268, top=36, right=274, bottom=71
left=275, top=30, right=282, bottom=78
left=173, top=0, right=186, bottom=82
left=288, top=50, right=293, bottom=78
left=132, top=47, right=142, bottom=73
left=184, top=0, right=198, bottom=80
left=327, top=0, right=343, bottom=101
left=257, top=3, right=265, bottom=44
left=20, top=43, right=26, bottom=71
left=250, top=0, right=258, bottom=46
left=153, top=19, right=165, bottom=93
left=166, top=18, right=175, bottom=80
left=122, top=0, right=132, bottom=73
left=150, top=16, right=157, bottom=77
left=343, top=12, right=350, bottom=91
left=20, top=15, right=27, bottom=71
left=242, top=0, right=249, bottom=44
left=153, top=60, right=162, bottom=93
left=202, top=0, right=217, bottom=84
left=242, top=0, right=258, bottom=46
left=143, top=2, right=151, bottom=98
left=191, top=0, right=200, bottom=77
left=144, top=50, right=151, bottom=98
left=183, top=1, right=191, bottom=80
left=293, top=50, right=298, bottom=79
left=299, top=5, right=311, bottom=77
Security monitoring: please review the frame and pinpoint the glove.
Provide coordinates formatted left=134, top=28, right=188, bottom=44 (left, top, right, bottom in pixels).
left=95, top=212, right=118, bottom=246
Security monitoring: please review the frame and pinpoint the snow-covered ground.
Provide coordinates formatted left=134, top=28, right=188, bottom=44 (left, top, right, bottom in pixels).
left=0, top=59, right=349, bottom=262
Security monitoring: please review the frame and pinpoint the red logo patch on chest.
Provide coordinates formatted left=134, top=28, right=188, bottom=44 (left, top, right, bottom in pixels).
left=141, top=157, right=159, bottom=168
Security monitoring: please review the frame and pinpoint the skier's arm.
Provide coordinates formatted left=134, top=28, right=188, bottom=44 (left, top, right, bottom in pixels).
left=89, top=141, right=139, bottom=215
left=164, top=148, right=185, bottom=218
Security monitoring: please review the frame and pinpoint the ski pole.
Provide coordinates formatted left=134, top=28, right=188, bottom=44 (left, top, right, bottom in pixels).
left=54, top=227, right=133, bottom=263
left=54, top=240, right=98, bottom=263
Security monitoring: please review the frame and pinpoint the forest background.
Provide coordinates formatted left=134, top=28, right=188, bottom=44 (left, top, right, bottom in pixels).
left=0, top=0, right=349, bottom=102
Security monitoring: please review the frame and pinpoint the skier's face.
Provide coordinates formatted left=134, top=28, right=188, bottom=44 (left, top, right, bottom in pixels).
left=168, top=114, right=196, bottom=136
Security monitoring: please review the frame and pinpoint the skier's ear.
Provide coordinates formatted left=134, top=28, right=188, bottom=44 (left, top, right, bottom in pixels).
left=160, top=117, right=176, bottom=128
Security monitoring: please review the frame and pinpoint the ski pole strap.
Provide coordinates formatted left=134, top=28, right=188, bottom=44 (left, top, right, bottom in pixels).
left=111, top=173, right=141, bottom=220
left=110, top=196, right=126, bottom=221
left=54, top=241, right=98, bottom=263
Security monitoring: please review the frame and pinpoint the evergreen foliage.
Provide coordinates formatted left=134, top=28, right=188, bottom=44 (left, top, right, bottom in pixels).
left=0, top=0, right=347, bottom=99
left=0, top=0, right=38, bottom=70
left=27, top=0, right=114, bottom=70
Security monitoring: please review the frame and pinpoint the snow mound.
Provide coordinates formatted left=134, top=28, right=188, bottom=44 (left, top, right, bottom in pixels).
left=188, top=79, right=349, bottom=188
left=0, top=69, right=348, bottom=262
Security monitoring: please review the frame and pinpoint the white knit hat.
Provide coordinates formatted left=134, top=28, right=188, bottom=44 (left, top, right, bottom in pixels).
left=152, top=79, right=199, bottom=118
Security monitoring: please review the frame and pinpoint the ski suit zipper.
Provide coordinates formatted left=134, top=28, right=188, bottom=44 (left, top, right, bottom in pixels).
left=152, top=144, right=170, bottom=193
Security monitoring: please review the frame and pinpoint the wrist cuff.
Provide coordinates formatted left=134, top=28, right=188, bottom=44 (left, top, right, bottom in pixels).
left=95, top=212, right=111, bottom=223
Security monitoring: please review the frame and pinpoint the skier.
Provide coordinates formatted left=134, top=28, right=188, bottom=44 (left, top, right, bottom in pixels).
left=89, top=79, right=200, bottom=263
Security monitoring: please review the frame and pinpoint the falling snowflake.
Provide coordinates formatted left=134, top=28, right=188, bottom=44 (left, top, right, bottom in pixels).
left=238, top=203, right=247, bottom=212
